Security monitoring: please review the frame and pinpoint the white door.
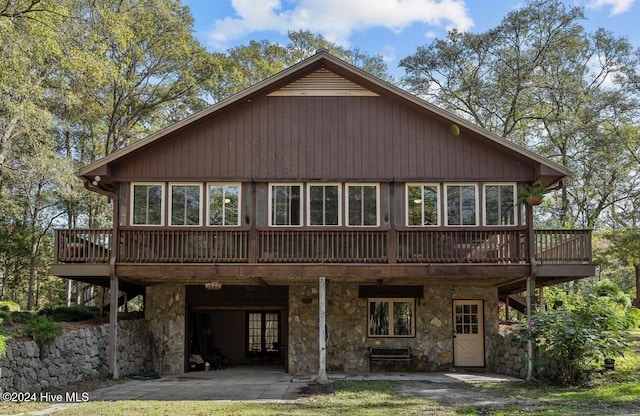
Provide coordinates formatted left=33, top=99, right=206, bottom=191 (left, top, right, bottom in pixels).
left=453, top=300, right=484, bottom=367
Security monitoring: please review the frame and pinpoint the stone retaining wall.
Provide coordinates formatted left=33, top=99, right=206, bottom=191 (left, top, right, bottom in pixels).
left=0, top=319, right=153, bottom=393
left=490, top=324, right=528, bottom=379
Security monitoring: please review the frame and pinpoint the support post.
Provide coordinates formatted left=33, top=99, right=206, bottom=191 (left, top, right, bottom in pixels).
left=66, top=279, right=72, bottom=307
left=505, top=295, right=510, bottom=320
left=318, top=276, right=329, bottom=384
left=526, top=274, right=535, bottom=381
left=526, top=202, right=537, bottom=381
left=108, top=275, right=119, bottom=379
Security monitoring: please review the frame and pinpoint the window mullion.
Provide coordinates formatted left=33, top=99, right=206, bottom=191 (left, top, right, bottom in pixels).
left=144, top=186, right=147, bottom=224
left=183, top=189, right=188, bottom=225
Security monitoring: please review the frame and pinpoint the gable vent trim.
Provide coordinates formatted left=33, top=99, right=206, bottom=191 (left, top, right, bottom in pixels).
left=268, top=68, right=379, bottom=97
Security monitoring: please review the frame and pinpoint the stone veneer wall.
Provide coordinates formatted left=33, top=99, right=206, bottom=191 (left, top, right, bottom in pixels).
left=288, top=283, right=500, bottom=373
left=0, top=319, right=152, bottom=393
left=145, top=284, right=185, bottom=374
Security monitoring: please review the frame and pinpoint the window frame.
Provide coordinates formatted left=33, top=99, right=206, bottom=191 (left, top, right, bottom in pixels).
left=444, top=183, right=479, bottom=227
left=206, top=182, right=241, bottom=227
left=345, top=183, right=380, bottom=227
left=406, top=183, right=440, bottom=227
left=367, top=297, right=416, bottom=338
left=130, top=182, right=165, bottom=226
left=483, top=183, right=516, bottom=226
left=246, top=311, right=280, bottom=355
left=168, top=183, right=203, bottom=227
left=307, top=183, right=342, bottom=226
left=268, top=183, right=304, bottom=227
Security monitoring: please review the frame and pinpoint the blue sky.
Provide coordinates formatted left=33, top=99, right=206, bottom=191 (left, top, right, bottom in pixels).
left=183, top=0, right=639, bottom=77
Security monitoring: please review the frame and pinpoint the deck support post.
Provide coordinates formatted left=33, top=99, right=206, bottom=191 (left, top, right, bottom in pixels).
left=318, top=276, right=329, bottom=384
left=108, top=274, right=119, bottom=379
left=526, top=202, right=537, bottom=382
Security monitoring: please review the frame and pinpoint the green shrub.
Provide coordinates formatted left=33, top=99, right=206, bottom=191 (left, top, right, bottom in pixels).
left=626, top=307, right=640, bottom=329
left=0, top=301, right=21, bottom=312
left=510, top=294, right=631, bottom=386
left=10, top=311, right=35, bottom=324
left=0, top=332, right=9, bottom=357
left=23, top=316, right=62, bottom=356
left=38, top=305, right=100, bottom=322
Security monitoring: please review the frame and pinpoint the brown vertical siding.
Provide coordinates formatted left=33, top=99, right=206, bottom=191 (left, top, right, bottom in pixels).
left=111, top=95, right=533, bottom=182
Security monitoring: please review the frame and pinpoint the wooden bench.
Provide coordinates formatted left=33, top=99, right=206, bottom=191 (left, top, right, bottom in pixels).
left=369, top=347, right=412, bottom=372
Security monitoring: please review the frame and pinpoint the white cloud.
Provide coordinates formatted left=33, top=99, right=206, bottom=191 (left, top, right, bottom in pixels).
left=587, top=0, right=635, bottom=16
left=206, top=0, right=474, bottom=50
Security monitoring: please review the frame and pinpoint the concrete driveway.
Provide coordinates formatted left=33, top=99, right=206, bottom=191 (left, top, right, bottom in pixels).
left=89, top=366, right=522, bottom=402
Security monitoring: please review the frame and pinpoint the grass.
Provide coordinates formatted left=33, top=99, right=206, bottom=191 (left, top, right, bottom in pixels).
left=6, top=375, right=637, bottom=416
left=10, top=381, right=449, bottom=416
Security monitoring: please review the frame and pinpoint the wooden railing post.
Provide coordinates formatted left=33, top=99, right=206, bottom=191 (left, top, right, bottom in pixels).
left=249, top=182, right=258, bottom=263
left=387, top=184, right=397, bottom=264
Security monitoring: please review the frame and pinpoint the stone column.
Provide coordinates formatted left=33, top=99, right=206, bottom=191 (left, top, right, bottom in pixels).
left=146, top=284, right=186, bottom=374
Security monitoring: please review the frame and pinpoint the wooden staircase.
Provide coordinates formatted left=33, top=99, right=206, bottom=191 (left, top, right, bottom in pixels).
left=501, top=294, right=527, bottom=315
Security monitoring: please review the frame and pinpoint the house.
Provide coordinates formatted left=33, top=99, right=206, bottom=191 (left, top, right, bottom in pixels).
left=50, top=50, right=595, bottom=377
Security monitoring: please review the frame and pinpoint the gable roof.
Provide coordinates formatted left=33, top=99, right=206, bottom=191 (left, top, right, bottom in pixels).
left=79, top=50, right=570, bottom=188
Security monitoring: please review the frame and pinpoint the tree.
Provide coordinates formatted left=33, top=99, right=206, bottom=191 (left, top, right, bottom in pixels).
left=56, top=0, right=211, bottom=159
left=0, top=0, right=66, bottom=309
left=603, top=228, right=640, bottom=308
left=1, top=0, right=213, bottom=308
left=399, top=0, right=640, bottom=229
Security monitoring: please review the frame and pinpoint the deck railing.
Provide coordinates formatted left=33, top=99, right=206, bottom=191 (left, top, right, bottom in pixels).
left=53, top=228, right=592, bottom=265
left=119, top=229, right=250, bottom=263
left=55, top=229, right=112, bottom=263
left=534, top=229, right=592, bottom=264
left=397, top=228, right=528, bottom=263
left=259, top=230, right=387, bottom=263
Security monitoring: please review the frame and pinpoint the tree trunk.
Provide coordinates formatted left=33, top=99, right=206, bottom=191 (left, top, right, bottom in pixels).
left=635, top=263, right=640, bottom=309
left=27, top=243, right=38, bottom=310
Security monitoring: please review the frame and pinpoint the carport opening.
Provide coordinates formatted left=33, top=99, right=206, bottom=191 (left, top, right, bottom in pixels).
left=186, top=285, right=288, bottom=372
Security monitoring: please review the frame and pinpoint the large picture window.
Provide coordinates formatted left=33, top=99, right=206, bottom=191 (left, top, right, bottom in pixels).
left=208, top=183, right=240, bottom=226
left=369, top=298, right=415, bottom=337
left=170, top=184, right=202, bottom=226
left=484, top=184, right=515, bottom=226
left=346, top=184, right=379, bottom=226
left=446, top=184, right=478, bottom=226
left=270, top=184, right=302, bottom=226
left=308, top=184, right=341, bottom=226
left=131, top=183, right=164, bottom=225
left=407, top=184, right=439, bottom=226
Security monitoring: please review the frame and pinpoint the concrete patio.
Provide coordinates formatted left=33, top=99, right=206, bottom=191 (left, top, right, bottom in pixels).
left=88, top=366, right=522, bottom=401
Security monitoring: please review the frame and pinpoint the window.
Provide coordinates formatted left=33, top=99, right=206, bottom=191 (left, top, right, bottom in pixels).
left=169, top=184, right=202, bottom=226
left=407, top=184, right=439, bottom=226
left=368, top=298, right=415, bottom=337
left=270, top=184, right=302, bottom=226
left=446, top=184, right=478, bottom=226
left=346, top=184, right=379, bottom=226
left=308, top=184, right=341, bottom=226
left=208, top=183, right=240, bottom=226
left=247, top=312, right=280, bottom=354
left=484, top=184, right=515, bottom=226
left=131, top=183, right=164, bottom=225
left=455, top=303, right=480, bottom=334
